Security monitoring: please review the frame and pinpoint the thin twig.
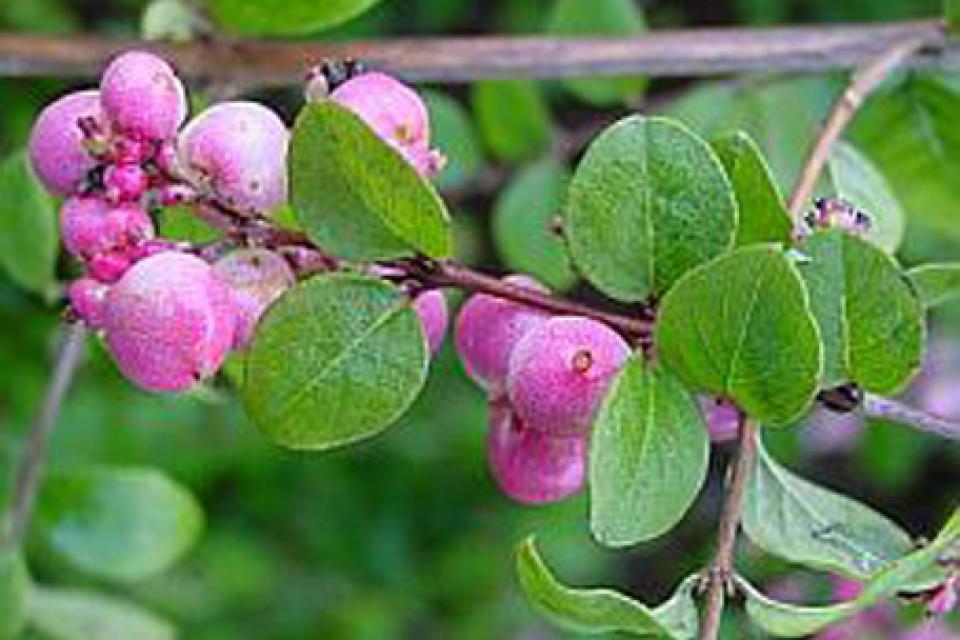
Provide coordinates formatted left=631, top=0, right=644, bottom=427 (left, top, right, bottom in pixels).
left=787, top=33, right=938, bottom=219
left=2, top=323, right=87, bottom=549
left=862, top=394, right=960, bottom=440
left=699, top=416, right=758, bottom=640
left=0, top=21, right=948, bottom=85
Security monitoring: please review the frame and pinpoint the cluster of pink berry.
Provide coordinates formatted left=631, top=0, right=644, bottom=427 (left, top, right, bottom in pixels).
left=455, top=276, right=632, bottom=504
left=29, top=49, right=448, bottom=392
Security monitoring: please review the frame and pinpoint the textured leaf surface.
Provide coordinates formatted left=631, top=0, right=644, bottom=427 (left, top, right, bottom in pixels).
left=471, top=80, right=551, bottom=162
left=825, top=141, right=904, bottom=253
left=0, top=551, right=29, bottom=638
left=244, top=274, right=428, bottom=450
left=422, top=90, right=482, bottom=192
left=202, top=0, right=382, bottom=35
left=493, top=158, right=577, bottom=291
left=655, top=246, right=822, bottom=425
left=565, top=116, right=737, bottom=301
left=711, top=131, right=792, bottom=246
left=35, top=467, right=204, bottom=583
left=291, top=101, right=452, bottom=260
left=516, top=538, right=699, bottom=639
left=0, top=150, right=57, bottom=298
left=28, top=587, right=175, bottom=640
left=798, top=229, right=925, bottom=393
left=590, top=358, right=709, bottom=546
left=908, top=263, right=960, bottom=308
left=546, top=0, right=646, bottom=106
left=743, top=437, right=913, bottom=581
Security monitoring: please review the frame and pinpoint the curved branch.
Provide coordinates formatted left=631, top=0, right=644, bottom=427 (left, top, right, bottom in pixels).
left=863, top=394, right=960, bottom=440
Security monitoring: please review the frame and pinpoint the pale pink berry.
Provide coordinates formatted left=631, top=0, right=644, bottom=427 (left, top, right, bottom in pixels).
left=100, top=51, right=187, bottom=140
left=177, top=101, right=289, bottom=215
left=28, top=90, right=104, bottom=197
left=487, top=396, right=586, bottom=505
left=103, top=252, right=236, bottom=391
left=413, top=289, right=448, bottom=355
left=699, top=397, right=741, bottom=443
left=212, top=249, right=295, bottom=350
left=88, top=251, right=133, bottom=283
left=104, top=163, right=149, bottom=203
left=329, top=72, right=444, bottom=177
left=506, top=316, right=631, bottom=437
left=455, top=275, right=549, bottom=391
left=60, top=196, right=154, bottom=260
left=67, top=278, right=110, bottom=328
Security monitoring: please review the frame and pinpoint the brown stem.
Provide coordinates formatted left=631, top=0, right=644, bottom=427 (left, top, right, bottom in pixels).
left=2, top=323, right=87, bottom=550
left=862, top=394, right=960, bottom=440
left=698, top=416, right=758, bottom=640
left=0, top=21, right=947, bottom=85
left=787, top=33, right=938, bottom=219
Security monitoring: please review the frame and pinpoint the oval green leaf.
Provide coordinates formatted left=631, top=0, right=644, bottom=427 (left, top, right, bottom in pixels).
left=471, top=80, right=551, bottom=163
left=566, top=115, right=737, bottom=302
left=655, top=245, right=822, bottom=425
left=35, top=467, right=204, bottom=583
left=516, top=537, right=699, bottom=639
left=290, top=101, right=452, bottom=261
left=0, top=150, right=57, bottom=299
left=202, top=0, right=382, bottom=35
left=710, top=131, right=792, bottom=246
left=908, top=262, right=960, bottom=308
left=27, top=587, right=175, bottom=640
left=493, top=158, right=577, bottom=291
left=590, top=358, right=709, bottom=547
left=244, top=273, right=429, bottom=450
left=797, top=228, right=925, bottom=394
left=0, top=550, right=29, bottom=639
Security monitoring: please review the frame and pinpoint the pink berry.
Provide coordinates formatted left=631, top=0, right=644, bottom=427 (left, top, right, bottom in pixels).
left=177, top=101, right=289, bottom=215
left=212, top=249, right=295, bottom=350
left=506, top=316, right=630, bottom=437
left=455, top=275, right=549, bottom=390
left=27, top=90, right=104, bottom=197
left=60, top=196, right=154, bottom=260
left=102, top=252, right=236, bottom=391
left=88, top=251, right=133, bottom=283
left=329, top=72, right=444, bottom=177
left=67, top=278, right=110, bottom=328
left=100, top=51, right=187, bottom=140
left=487, top=396, right=586, bottom=504
left=104, top=163, right=149, bottom=203
left=699, top=397, right=741, bottom=443
left=412, top=289, right=448, bottom=355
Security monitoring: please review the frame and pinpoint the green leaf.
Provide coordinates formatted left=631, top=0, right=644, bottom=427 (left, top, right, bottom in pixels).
left=493, top=158, right=577, bottom=291
left=0, top=151, right=58, bottom=298
left=516, top=537, right=699, bottom=639
left=741, top=507, right=960, bottom=637
left=710, top=131, right=792, bottom=246
left=546, top=0, right=647, bottom=106
left=947, top=0, right=960, bottom=33
left=422, top=90, right=483, bottom=192
left=243, top=273, right=428, bottom=450
left=141, top=0, right=202, bottom=42
left=655, top=245, right=822, bottom=425
left=35, top=467, right=204, bottom=583
left=27, top=587, right=175, bottom=640
left=565, top=115, right=737, bottom=302
left=849, top=75, right=960, bottom=241
left=471, top=81, right=551, bottom=163
left=201, top=0, right=382, bottom=35
left=0, top=550, right=29, bottom=639
left=290, top=101, right=453, bottom=261
left=797, top=229, right=925, bottom=394
left=743, top=437, right=914, bottom=581
left=155, top=204, right=222, bottom=243
left=908, top=263, right=960, bottom=308
left=590, top=358, right=709, bottom=547
left=824, top=141, right=905, bottom=253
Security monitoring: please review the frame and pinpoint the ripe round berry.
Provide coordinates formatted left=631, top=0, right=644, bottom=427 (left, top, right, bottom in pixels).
left=67, top=278, right=110, bottom=328
left=88, top=251, right=133, bottom=284
left=27, top=90, right=104, bottom=197
left=506, top=316, right=630, bottom=437
left=213, top=249, right=295, bottom=350
left=699, top=397, right=740, bottom=443
left=102, top=252, right=236, bottom=391
left=104, top=163, right=149, bottom=203
left=178, top=101, right=289, bottom=215
left=100, top=51, right=187, bottom=140
left=60, top=196, right=154, bottom=260
left=412, top=289, right=448, bottom=355
left=329, top=72, right=444, bottom=177
left=487, top=396, right=586, bottom=505
left=455, top=275, right=549, bottom=391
